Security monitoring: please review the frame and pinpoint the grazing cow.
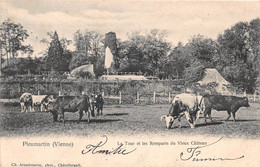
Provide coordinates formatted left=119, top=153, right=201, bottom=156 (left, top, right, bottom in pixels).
left=89, top=94, right=104, bottom=116
left=48, top=95, right=92, bottom=123
left=198, top=95, right=250, bottom=122
left=31, top=95, right=55, bottom=112
left=161, top=93, right=200, bottom=129
left=20, top=93, right=33, bottom=113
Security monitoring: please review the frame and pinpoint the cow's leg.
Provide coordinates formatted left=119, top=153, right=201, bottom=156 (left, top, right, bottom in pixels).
left=86, top=110, right=90, bottom=123
left=44, top=104, right=48, bottom=112
left=208, top=113, right=214, bottom=122
left=32, top=103, right=35, bottom=112
left=190, top=111, right=197, bottom=126
left=231, top=112, right=236, bottom=122
left=25, top=104, right=28, bottom=113
left=78, top=110, right=83, bottom=124
left=40, top=104, right=44, bottom=112
left=195, top=109, right=201, bottom=123
left=28, top=104, right=32, bottom=113
left=90, top=104, right=95, bottom=117
left=30, top=103, right=33, bottom=112
left=51, top=111, right=58, bottom=122
left=20, top=103, right=25, bottom=113
left=204, top=108, right=211, bottom=123
left=226, top=110, right=231, bottom=121
left=59, top=111, right=65, bottom=123
left=96, top=105, right=100, bottom=116
left=100, top=105, right=103, bottom=115
left=184, top=111, right=195, bottom=128
left=177, top=115, right=182, bottom=128
left=207, top=109, right=214, bottom=122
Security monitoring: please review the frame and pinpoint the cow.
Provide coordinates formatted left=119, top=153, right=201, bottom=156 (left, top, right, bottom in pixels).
left=89, top=94, right=104, bottom=116
left=31, top=95, right=55, bottom=112
left=20, top=93, right=33, bottom=113
left=161, top=93, right=200, bottom=129
left=197, top=95, right=250, bottom=122
left=48, top=95, right=93, bottom=123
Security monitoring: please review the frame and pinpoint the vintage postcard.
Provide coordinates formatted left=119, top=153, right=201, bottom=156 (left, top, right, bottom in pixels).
left=0, top=0, right=260, bottom=167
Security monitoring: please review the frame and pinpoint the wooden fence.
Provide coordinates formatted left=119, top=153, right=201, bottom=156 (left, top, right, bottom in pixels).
left=91, top=91, right=260, bottom=104
left=0, top=91, right=259, bottom=104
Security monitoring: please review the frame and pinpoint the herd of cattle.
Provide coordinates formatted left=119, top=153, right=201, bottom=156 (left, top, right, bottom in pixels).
left=19, top=92, right=250, bottom=129
left=19, top=93, right=104, bottom=123
left=161, top=93, right=250, bottom=129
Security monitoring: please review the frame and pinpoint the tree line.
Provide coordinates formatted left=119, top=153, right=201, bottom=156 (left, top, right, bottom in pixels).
left=0, top=18, right=259, bottom=93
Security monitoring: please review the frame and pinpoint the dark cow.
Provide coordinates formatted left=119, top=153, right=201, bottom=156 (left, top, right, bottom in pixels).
left=161, top=93, right=200, bottom=129
left=89, top=94, right=104, bottom=116
left=95, top=94, right=104, bottom=116
left=20, top=93, right=33, bottom=113
left=48, top=95, right=93, bottom=123
left=198, top=95, right=250, bottom=122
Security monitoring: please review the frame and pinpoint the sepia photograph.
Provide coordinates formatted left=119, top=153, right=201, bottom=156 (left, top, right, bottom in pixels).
left=0, top=0, right=260, bottom=167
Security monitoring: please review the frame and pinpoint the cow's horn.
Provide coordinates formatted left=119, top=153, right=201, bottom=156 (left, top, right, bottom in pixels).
left=161, top=115, right=166, bottom=121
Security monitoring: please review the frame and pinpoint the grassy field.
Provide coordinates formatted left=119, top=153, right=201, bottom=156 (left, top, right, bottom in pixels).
left=0, top=102, right=260, bottom=139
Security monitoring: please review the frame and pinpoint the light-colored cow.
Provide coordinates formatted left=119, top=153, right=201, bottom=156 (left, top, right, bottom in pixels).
left=32, top=95, right=55, bottom=112
left=20, top=93, right=33, bottom=113
left=161, top=93, right=201, bottom=129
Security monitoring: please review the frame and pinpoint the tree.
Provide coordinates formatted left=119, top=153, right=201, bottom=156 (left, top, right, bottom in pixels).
left=217, top=20, right=259, bottom=92
left=2, top=57, right=44, bottom=75
left=45, top=31, right=71, bottom=72
left=72, top=30, right=104, bottom=76
left=248, top=18, right=260, bottom=87
left=0, top=19, right=33, bottom=66
left=164, top=42, right=190, bottom=79
left=40, top=31, right=72, bottom=56
left=186, top=35, right=219, bottom=68
left=118, top=37, right=147, bottom=73
left=118, top=29, right=171, bottom=77
left=142, top=29, right=171, bottom=76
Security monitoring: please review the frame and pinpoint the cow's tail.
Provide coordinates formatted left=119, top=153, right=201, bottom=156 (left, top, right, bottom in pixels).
left=198, top=96, right=205, bottom=114
left=168, top=104, right=173, bottom=114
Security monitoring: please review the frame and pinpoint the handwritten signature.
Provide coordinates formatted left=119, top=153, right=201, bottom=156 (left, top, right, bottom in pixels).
left=180, top=137, right=244, bottom=162
left=82, top=135, right=137, bottom=155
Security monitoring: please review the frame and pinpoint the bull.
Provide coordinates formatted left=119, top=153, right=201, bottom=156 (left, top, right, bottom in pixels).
left=48, top=95, right=93, bottom=123
left=161, top=93, right=200, bottom=129
left=198, top=95, right=250, bottom=122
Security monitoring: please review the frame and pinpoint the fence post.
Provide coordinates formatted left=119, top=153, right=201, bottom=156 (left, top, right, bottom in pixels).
left=38, top=91, right=40, bottom=95
left=153, top=92, right=156, bottom=104
left=19, top=82, right=22, bottom=92
left=102, top=91, right=104, bottom=97
left=253, top=92, right=256, bottom=102
left=137, top=92, right=140, bottom=104
left=119, top=91, right=122, bottom=105
left=168, top=92, right=171, bottom=103
left=59, top=91, right=61, bottom=96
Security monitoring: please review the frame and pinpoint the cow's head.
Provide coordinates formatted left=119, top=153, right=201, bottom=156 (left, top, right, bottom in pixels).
left=242, top=97, right=250, bottom=107
left=46, top=95, right=55, bottom=103
left=25, top=95, right=32, bottom=103
left=161, top=115, right=174, bottom=129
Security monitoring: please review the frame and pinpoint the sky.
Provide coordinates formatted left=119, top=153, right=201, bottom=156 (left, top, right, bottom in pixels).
left=1, top=0, right=260, bottom=57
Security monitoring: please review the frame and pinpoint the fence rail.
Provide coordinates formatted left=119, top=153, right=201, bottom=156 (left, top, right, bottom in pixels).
left=1, top=92, right=259, bottom=105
